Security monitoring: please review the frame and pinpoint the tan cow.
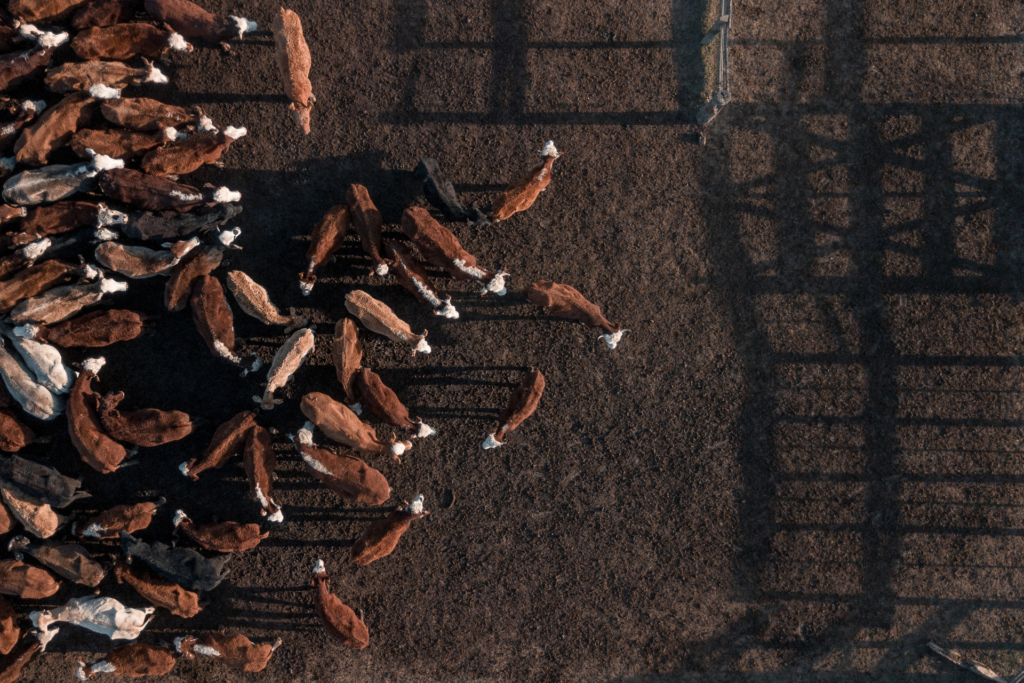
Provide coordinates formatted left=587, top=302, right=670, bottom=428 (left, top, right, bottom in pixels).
left=300, top=392, right=411, bottom=461
left=14, top=309, right=144, bottom=348
left=311, top=559, right=369, bottom=649
left=145, top=0, right=257, bottom=43
left=0, top=559, right=59, bottom=598
left=331, top=318, right=363, bottom=412
left=0, top=407, right=35, bottom=452
left=95, top=238, right=198, bottom=279
left=0, top=597, right=16, bottom=655
left=482, top=369, right=545, bottom=449
left=10, top=0, right=86, bottom=22
left=46, top=59, right=168, bottom=93
left=350, top=495, right=428, bottom=566
left=113, top=558, right=200, bottom=618
left=299, top=204, right=348, bottom=295
left=99, top=97, right=197, bottom=131
left=0, top=635, right=43, bottom=683
left=78, top=642, right=177, bottom=679
left=491, top=141, right=561, bottom=221
left=175, top=631, right=280, bottom=673
left=0, top=485, right=64, bottom=538
left=525, top=280, right=628, bottom=349
left=0, top=42, right=63, bottom=93
left=291, top=423, right=390, bottom=505
left=273, top=8, right=314, bottom=133
left=8, top=536, right=104, bottom=586
left=226, top=271, right=307, bottom=331
left=190, top=275, right=261, bottom=375
left=253, top=327, right=314, bottom=410
left=344, top=289, right=430, bottom=354
left=68, top=357, right=128, bottom=474
left=71, top=23, right=192, bottom=61
left=10, top=270, right=128, bottom=325
left=400, top=207, right=507, bottom=295
left=356, top=369, right=435, bottom=438
left=180, top=410, right=256, bottom=480
left=0, top=336, right=64, bottom=420
left=173, top=510, right=267, bottom=552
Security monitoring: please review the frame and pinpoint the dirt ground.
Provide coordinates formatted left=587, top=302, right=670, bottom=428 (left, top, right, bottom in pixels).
left=7, top=0, right=1024, bottom=681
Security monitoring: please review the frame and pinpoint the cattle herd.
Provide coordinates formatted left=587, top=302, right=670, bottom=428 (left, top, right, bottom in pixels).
left=0, top=0, right=628, bottom=679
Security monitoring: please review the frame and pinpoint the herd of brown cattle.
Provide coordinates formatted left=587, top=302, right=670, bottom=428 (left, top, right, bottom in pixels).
left=0, top=0, right=628, bottom=679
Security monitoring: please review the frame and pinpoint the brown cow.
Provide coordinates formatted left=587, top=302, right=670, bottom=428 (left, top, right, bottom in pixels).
left=78, top=642, right=177, bottom=679
left=0, top=101, right=44, bottom=154
left=301, top=392, right=411, bottom=460
left=273, top=8, right=314, bottom=133
left=72, top=0, right=139, bottom=30
left=243, top=425, right=281, bottom=522
left=350, top=495, right=428, bottom=566
left=525, top=280, right=627, bottom=349
left=0, top=409, right=35, bottom=452
left=99, top=169, right=240, bottom=212
left=9, top=201, right=126, bottom=247
left=0, top=635, right=42, bottom=683
left=10, top=0, right=85, bottom=22
left=490, top=140, right=561, bottom=221
left=14, top=91, right=100, bottom=167
left=164, top=246, right=222, bottom=311
left=356, top=369, right=435, bottom=438
left=73, top=500, right=160, bottom=540
left=291, top=423, right=390, bottom=505
left=145, top=0, right=257, bottom=43
left=95, top=239, right=197, bottom=279
left=179, top=410, right=256, bottom=480
left=141, top=126, right=246, bottom=177
left=173, top=510, right=267, bottom=552
left=97, top=392, right=192, bottom=447
left=344, top=290, right=429, bottom=355
left=46, top=59, right=167, bottom=93
left=190, top=275, right=261, bottom=375
left=70, top=128, right=168, bottom=161
left=311, top=559, right=368, bottom=649
left=0, top=260, right=74, bottom=312
left=0, top=597, right=15, bottom=655
left=400, top=207, right=507, bottom=295
left=14, top=309, right=144, bottom=347
left=299, top=204, right=348, bottom=296
left=175, top=631, right=280, bottom=672
left=68, top=358, right=128, bottom=474
left=113, top=558, right=200, bottom=618
left=99, top=97, right=196, bottom=132
left=331, top=318, right=362, bottom=411
left=0, top=559, right=59, bottom=598
left=0, top=43, right=62, bottom=93
left=71, top=23, right=192, bottom=61
left=482, top=369, right=545, bottom=449
left=346, top=184, right=388, bottom=276
left=385, top=240, right=458, bottom=319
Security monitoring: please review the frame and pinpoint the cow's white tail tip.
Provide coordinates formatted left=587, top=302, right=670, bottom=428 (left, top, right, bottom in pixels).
left=482, top=433, right=502, bottom=450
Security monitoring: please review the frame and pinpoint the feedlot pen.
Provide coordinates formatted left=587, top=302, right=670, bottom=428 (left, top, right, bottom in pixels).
left=46, top=0, right=1023, bottom=681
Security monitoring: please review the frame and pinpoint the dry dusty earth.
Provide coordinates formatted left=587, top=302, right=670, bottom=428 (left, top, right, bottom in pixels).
left=8, top=0, right=1024, bottom=682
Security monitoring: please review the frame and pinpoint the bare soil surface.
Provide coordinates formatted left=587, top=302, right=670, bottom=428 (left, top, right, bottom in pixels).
left=7, top=0, right=1024, bottom=682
